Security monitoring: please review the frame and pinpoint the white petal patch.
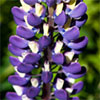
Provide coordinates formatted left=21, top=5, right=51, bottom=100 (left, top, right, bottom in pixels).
left=66, top=77, right=75, bottom=84
left=64, top=51, right=74, bottom=63
left=31, top=78, right=39, bottom=87
left=24, top=16, right=33, bottom=29
left=74, top=58, right=78, bottom=62
left=14, top=67, right=26, bottom=78
left=56, top=3, right=64, bottom=16
left=54, top=41, right=63, bottom=54
left=63, top=0, right=71, bottom=3
left=67, top=0, right=76, bottom=10
left=38, top=0, right=42, bottom=2
left=18, top=52, right=28, bottom=62
left=20, top=0, right=32, bottom=12
left=13, top=85, right=24, bottom=96
left=66, top=88, right=73, bottom=93
left=22, top=52, right=29, bottom=58
left=18, top=56, right=23, bottom=62
left=56, top=78, right=64, bottom=90
left=35, top=3, right=44, bottom=17
left=22, top=94, right=32, bottom=100
left=44, top=62, right=50, bottom=72
left=43, top=24, right=49, bottom=36
left=28, top=41, right=39, bottom=53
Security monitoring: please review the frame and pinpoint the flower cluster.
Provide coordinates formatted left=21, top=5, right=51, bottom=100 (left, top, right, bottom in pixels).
left=6, top=0, right=88, bottom=100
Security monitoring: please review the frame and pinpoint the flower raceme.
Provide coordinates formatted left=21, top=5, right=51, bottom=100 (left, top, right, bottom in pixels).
left=6, top=0, right=88, bottom=100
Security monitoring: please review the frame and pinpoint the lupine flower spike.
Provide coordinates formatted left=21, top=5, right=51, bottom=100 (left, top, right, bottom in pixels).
left=7, top=0, right=88, bottom=100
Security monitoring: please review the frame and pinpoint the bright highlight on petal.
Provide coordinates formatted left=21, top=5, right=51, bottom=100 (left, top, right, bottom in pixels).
left=56, top=78, right=64, bottom=90
left=56, top=3, right=64, bottom=16
left=64, top=51, right=74, bottom=63
left=14, top=67, right=26, bottom=78
left=43, top=62, right=50, bottom=71
left=18, top=52, right=28, bottom=62
left=35, top=3, right=44, bottom=17
left=18, top=57, right=24, bottom=62
left=22, top=94, right=31, bottom=100
left=24, top=16, right=33, bottom=29
left=20, top=0, right=32, bottom=12
left=31, top=78, right=39, bottom=88
left=67, top=0, right=77, bottom=9
left=54, top=41, right=63, bottom=54
left=63, top=0, right=71, bottom=3
left=66, top=77, right=75, bottom=84
left=21, top=52, right=30, bottom=59
left=43, top=24, right=49, bottom=36
left=28, top=41, right=39, bottom=53
left=13, top=85, right=24, bottom=96
left=66, top=88, right=73, bottom=93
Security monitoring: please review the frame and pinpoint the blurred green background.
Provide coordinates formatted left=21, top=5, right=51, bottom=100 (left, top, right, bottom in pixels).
left=0, top=0, right=100, bottom=100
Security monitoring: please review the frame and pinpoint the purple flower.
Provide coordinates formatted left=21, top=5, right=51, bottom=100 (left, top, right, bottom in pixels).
left=26, top=78, right=40, bottom=98
left=67, top=67, right=87, bottom=79
left=54, top=11, right=68, bottom=26
left=42, top=62, right=53, bottom=83
left=8, top=74, right=29, bottom=86
left=52, top=41, right=64, bottom=64
left=27, top=13, right=42, bottom=26
left=61, top=26, right=80, bottom=41
left=38, top=24, right=51, bottom=50
left=17, top=63, right=35, bottom=73
left=27, top=3, right=46, bottom=26
left=71, top=81, right=84, bottom=94
left=46, top=0, right=56, bottom=7
left=9, top=56, right=20, bottom=66
left=63, top=62, right=82, bottom=74
left=68, top=2, right=87, bottom=18
left=16, top=25, right=37, bottom=39
left=6, top=92, right=34, bottom=100
left=7, top=0, right=88, bottom=99
left=67, top=36, right=88, bottom=50
left=9, top=35, right=28, bottom=48
left=39, top=36, right=51, bottom=50
left=24, top=0, right=38, bottom=5
left=23, top=53, right=41, bottom=64
left=8, top=44, right=27, bottom=56
left=11, top=6, right=27, bottom=20
left=26, top=86, right=40, bottom=98
left=54, top=78, right=68, bottom=100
